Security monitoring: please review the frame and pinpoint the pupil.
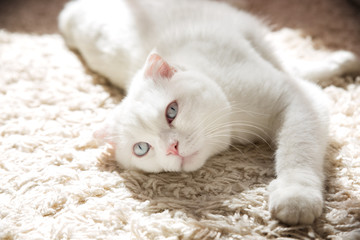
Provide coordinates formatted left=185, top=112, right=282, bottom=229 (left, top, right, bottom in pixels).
left=134, top=142, right=149, bottom=157
left=166, top=101, right=178, bottom=122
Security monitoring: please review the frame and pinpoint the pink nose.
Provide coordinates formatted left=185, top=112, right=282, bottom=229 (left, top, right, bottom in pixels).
left=167, top=141, right=179, bottom=156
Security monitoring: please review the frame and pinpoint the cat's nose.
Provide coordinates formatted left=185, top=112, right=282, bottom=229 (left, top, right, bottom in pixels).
left=166, top=141, right=179, bottom=156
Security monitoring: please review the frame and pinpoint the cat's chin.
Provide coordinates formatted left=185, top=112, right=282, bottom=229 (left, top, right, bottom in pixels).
left=160, top=153, right=202, bottom=172
left=180, top=152, right=208, bottom=172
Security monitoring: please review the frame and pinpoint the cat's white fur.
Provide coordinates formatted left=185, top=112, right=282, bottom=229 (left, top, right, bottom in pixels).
left=58, top=0, right=358, bottom=225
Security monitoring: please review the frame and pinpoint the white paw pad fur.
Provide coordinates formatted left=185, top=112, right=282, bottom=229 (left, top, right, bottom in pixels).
left=269, top=179, right=323, bottom=225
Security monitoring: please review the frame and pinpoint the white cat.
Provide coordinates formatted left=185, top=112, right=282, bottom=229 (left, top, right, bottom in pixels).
left=58, top=0, right=357, bottom=225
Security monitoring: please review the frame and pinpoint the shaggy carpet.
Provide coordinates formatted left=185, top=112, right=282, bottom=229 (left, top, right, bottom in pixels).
left=1, top=0, right=360, bottom=239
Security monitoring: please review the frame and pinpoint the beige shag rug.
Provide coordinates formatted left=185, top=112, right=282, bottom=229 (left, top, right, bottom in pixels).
left=1, top=0, right=360, bottom=239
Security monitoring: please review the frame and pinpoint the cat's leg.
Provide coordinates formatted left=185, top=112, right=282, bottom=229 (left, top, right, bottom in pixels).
left=243, top=20, right=284, bottom=72
left=269, top=81, right=329, bottom=225
left=58, top=0, right=146, bottom=89
left=249, top=34, right=284, bottom=72
left=265, top=29, right=360, bottom=82
left=283, top=50, right=360, bottom=82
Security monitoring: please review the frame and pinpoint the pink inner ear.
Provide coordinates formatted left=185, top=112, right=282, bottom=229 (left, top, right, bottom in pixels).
left=93, top=127, right=116, bottom=149
left=145, top=53, right=176, bottom=79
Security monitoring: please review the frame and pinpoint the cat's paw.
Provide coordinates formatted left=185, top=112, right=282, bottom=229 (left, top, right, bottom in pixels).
left=327, top=50, right=360, bottom=73
left=268, top=179, right=323, bottom=225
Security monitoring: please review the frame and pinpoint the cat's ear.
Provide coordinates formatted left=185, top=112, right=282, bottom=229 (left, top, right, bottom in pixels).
left=144, top=53, right=176, bottom=80
left=93, top=121, right=116, bottom=149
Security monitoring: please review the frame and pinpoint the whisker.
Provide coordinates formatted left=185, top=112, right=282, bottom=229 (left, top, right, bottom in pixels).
left=207, top=117, right=272, bottom=131
left=208, top=139, right=251, bottom=158
left=206, top=128, right=274, bottom=151
left=207, top=133, right=260, bottom=151
left=205, top=121, right=273, bottom=142
left=228, top=101, right=272, bottom=117
left=190, top=104, right=232, bottom=131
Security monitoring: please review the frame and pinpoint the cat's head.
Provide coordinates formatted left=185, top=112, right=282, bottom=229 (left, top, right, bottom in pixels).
left=95, top=52, right=231, bottom=172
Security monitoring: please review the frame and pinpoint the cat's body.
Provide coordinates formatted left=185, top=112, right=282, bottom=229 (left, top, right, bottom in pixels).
left=59, top=0, right=355, bottom=225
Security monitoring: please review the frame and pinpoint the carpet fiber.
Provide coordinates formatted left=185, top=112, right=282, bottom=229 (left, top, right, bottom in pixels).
left=1, top=0, right=360, bottom=239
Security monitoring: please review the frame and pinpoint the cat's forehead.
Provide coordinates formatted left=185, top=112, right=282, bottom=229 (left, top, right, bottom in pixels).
left=129, top=68, right=190, bottom=99
left=118, top=97, right=166, bottom=135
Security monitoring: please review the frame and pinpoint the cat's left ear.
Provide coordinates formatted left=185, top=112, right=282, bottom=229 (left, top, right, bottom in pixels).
left=144, top=53, right=177, bottom=80
left=93, top=121, right=116, bottom=149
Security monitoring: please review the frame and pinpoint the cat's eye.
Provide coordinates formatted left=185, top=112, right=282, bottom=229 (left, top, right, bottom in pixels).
left=166, top=101, right=178, bottom=124
left=133, top=142, right=150, bottom=157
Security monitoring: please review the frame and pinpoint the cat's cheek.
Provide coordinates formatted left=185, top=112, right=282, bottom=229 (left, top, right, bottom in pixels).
left=131, top=156, right=163, bottom=173
left=158, top=157, right=182, bottom=172
left=130, top=160, right=160, bottom=173
left=181, top=153, right=208, bottom=172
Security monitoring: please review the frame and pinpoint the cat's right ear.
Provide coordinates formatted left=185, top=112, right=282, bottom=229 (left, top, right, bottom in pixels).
left=144, top=53, right=177, bottom=80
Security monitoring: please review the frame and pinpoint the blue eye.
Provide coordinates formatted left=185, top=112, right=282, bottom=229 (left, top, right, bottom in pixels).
left=166, top=101, right=178, bottom=124
left=133, top=142, right=150, bottom=157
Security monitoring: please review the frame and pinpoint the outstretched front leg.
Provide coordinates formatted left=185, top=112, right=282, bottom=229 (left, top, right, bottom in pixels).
left=269, top=80, right=329, bottom=225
